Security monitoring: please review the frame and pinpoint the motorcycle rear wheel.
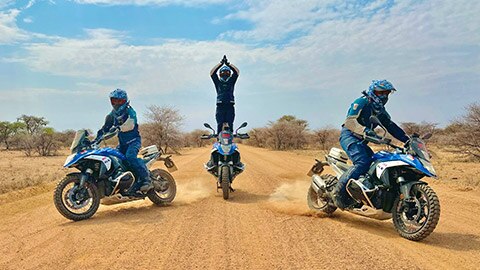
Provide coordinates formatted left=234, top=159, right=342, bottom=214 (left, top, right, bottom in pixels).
left=392, top=184, right=440, bottom=241
left=147, top=169, right=177, bottom=206
left=221, top=166, right=230, bottom=200
left=53, top=173, right=100, bottom=221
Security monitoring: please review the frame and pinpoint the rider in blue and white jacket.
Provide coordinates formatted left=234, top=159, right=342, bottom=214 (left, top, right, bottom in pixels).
left=332, top=80, right=409, bottom=209
left=95, top=89, right=152, bottom=195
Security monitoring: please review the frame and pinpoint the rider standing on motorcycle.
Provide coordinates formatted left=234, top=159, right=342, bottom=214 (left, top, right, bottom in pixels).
left=331, top=80, right=410, bottom=209
left=95, top=89, right=153, bottom=195
left=210, top=55, right=239, bottom=134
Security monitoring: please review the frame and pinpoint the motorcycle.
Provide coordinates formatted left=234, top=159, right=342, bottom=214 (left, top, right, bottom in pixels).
left=201, top=122, right=250, bottom=200
left=54, top=129, right=177, bottom=221
left=307, top=116, right=440, bottom=241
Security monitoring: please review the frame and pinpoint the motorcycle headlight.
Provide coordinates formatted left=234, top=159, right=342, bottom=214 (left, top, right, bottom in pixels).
left=420, top=159, right=437, bottom=177
left=64, top=154, right=76, bottom=167
left=220, top=145, right=232, bottom=154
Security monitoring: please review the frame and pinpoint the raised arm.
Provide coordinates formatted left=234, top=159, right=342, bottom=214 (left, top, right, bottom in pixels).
left=226, top=62, right=239, bottom=77
left=210, top=62, right=222, bottom=77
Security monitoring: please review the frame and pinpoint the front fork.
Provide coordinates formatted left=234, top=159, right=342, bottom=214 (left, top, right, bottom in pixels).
left=78, top=168, right=94, bottom=188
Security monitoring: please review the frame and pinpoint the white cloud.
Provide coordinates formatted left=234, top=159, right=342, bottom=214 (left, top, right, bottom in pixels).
left=23, top=16, right=33, bottom=23
left=1, top=0, right=479, bottom=129
left=72, top=0, right=228, bottom=6
left=0, top=8, right=28, bottom=44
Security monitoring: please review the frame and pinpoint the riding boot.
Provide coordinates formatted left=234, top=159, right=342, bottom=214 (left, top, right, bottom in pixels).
left=330, top=181, right=352, bottom=210
left=139, top=174, right=153, bottom=192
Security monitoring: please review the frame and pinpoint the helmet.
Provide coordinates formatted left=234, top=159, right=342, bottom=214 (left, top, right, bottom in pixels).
left=219, top=66, right=231, bottom=82
left=109, top=88, right=129, bottom=114
left=366, top=80, right=396, bottom=108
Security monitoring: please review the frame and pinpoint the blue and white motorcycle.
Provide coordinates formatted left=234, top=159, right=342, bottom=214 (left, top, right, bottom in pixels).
left=54, top=129, right=177, bottom=221
left=307, top=116, right=440, bottom=241
left=201, top=122, right=249, bottom=200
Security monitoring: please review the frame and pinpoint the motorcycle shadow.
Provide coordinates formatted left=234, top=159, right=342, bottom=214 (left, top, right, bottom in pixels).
left=423, top=232, right=480, bottom=251
left=221, top=189, right=270, bottom=204
left=59, top=202, right=169, bottom=226
left=330, top=212, right=401, bottom=239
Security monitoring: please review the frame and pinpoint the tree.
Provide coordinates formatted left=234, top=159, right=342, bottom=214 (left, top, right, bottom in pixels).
left=17, top=115, right=48, bottom=135
left=0, top=121, right=26, bottom=150
left=266, top=115, right=309, bottom=150
left=142, top=105, right=184, bottom=154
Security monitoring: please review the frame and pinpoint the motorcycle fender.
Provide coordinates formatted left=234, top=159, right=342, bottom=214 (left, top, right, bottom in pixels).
left=307, top=161, right=327, bottom=177
left=400, top=181, right=428, bottom=199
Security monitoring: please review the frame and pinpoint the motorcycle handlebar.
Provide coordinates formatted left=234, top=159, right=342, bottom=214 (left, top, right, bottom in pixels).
left=364, top=135, right=403, bottom=151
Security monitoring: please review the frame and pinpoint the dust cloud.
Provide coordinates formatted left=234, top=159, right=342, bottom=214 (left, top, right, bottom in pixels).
left=175, top=178, right=213, bottom=205
left=266, top=180, right=318, bottom=216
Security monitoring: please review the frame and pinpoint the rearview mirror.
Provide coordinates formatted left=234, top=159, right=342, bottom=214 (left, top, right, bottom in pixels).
left=203, top=123, right=215, bottom=133
left=422, top=133, right=433, bottom=140
left=239, top=122, right=248, bottom=129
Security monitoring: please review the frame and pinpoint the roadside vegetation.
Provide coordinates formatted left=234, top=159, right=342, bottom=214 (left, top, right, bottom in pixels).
left=0, top=103, right=478, bottom=195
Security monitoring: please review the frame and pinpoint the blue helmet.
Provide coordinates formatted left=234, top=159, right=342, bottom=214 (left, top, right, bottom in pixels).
left=365, top=80, right=396, bottom=109
left=219, top=66, right=231, bottom=82
left=109, top=88, right=129, bottom=114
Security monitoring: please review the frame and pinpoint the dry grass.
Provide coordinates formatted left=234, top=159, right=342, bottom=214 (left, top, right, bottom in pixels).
left=0, top=149, right=70, bottom=195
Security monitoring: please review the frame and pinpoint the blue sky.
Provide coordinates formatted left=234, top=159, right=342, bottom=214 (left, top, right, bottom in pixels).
left=0, top=0, right=479, bottom=132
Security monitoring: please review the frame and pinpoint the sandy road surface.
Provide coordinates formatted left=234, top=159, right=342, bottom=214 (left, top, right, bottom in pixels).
left=1, top=145, right=480, bottom=269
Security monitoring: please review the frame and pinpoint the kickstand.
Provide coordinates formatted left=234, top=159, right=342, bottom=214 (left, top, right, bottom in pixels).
left=230, top=186, right=235, bottom=192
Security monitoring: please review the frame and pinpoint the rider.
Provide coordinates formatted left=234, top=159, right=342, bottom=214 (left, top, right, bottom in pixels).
left=210, top=55, right=239, bottom=134
left=331, top=80, right=410, bottom=209
left=95, top=89, right=153, bottom=195
left=205, top=57, right=243, bottom=173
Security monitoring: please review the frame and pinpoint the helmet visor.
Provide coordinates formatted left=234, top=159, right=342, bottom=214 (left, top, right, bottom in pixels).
left=220, top=70, right=231, bottom=77
left=110, top=97, right=127, bottom=105
left=374, top=90, right=392, bottom=97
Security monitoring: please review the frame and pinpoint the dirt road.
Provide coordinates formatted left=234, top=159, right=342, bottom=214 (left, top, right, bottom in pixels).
left=1, top=145, right=479, bottom=269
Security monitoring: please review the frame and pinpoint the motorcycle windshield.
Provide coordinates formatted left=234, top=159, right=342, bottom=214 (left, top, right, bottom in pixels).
left=411, top=138, right=431, bottom=162
left=70, top=130, right=88, bottom=154
left=218, top=131, right=233, bottom=146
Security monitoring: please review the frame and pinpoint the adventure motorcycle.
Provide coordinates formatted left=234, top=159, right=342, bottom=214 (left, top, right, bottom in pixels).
left=54, top=129, right=177, bottom=221
left=201, top=122, right=250, bottom=200
left=307, top=116, right=440, bottom=241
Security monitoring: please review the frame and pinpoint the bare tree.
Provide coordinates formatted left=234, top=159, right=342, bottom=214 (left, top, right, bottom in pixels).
left=142, top=105, right=184, bottom=154
left=246, top=127, right=269, bottom=148
left=182, top=129, right=209, bottom=148
left=312, top=126, right=340, bottom=150
left=448, top=103, right=480, bottom=160
left=401, top=121, right=438, bottom=136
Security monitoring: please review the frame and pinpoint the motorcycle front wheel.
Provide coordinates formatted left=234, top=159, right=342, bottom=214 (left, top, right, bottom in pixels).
left=221, top=166, right=230, bottom=200
left=392, top=184, right=440, bottom=241
left=53, top=173, right=100, bottom=221
left=147, top=169, right=177, bottom=205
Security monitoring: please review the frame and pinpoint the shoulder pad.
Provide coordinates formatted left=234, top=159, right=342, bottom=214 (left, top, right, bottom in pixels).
left=347, top=96, right=368, bottom=116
